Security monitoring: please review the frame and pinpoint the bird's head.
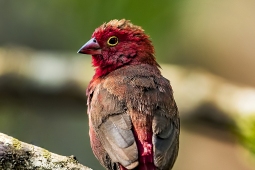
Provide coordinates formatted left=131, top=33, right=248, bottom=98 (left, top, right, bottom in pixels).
left=78, top=19, right=159, bottom=78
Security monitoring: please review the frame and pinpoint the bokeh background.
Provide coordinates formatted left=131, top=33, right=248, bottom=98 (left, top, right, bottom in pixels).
left=0, top=1, right=255, bottom=169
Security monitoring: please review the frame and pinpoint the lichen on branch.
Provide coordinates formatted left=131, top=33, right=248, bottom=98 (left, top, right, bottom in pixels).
left=0, top=133, right=92, bottom=170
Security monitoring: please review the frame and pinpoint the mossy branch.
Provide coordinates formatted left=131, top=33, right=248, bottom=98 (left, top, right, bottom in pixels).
left=0, top=133, right=92, bottom=170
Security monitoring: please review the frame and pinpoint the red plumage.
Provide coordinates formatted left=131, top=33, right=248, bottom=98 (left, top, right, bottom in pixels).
left=78, top=19, right=180, bottom=170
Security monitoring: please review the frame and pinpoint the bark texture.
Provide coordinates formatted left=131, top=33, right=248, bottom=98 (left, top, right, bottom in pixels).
left=0, top=133, right=91, bottom=170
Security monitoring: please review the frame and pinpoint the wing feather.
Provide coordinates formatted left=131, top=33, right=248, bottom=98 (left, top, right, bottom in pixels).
left=98, top=113, right=138, bottom=168
left=153, top=109, right=180, bottom=169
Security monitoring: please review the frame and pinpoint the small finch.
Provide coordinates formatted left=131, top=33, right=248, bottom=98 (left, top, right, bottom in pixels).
left=78, top=19, right=180, bottom=170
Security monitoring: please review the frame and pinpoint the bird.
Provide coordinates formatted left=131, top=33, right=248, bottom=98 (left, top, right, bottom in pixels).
left=78, top=19, right=180, bottom=170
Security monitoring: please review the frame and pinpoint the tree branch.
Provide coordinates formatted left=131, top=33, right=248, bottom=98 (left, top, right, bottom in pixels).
left=0, top=133, right=92, bottom=170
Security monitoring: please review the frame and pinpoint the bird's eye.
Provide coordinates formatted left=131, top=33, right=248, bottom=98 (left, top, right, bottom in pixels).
left=107, top=36, right=118, bottom=46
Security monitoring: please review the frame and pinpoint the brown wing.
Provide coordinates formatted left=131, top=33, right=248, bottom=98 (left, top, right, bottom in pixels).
left=152, top=101, right=180, bottom=169
left=88, top=85, right=138, bottom=169
left=149, top=74, right=180, bottom=170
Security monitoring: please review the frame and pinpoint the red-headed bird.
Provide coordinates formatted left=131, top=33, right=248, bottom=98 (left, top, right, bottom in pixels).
left=78, top=19, right=180, bottom=170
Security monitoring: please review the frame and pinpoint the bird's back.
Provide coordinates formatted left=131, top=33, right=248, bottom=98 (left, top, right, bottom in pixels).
left=87, top=64, right=179, bottom=170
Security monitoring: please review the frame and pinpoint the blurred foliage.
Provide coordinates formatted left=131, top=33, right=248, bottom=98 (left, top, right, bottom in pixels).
left=235, top=115, right=255, bottom=157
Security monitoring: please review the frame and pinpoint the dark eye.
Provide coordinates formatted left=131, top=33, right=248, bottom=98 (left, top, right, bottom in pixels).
left=107, top=36, right=118, bottom=46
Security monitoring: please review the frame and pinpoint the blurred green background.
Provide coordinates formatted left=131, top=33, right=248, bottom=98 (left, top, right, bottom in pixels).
left=0, top=0, right=255, bottom=169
